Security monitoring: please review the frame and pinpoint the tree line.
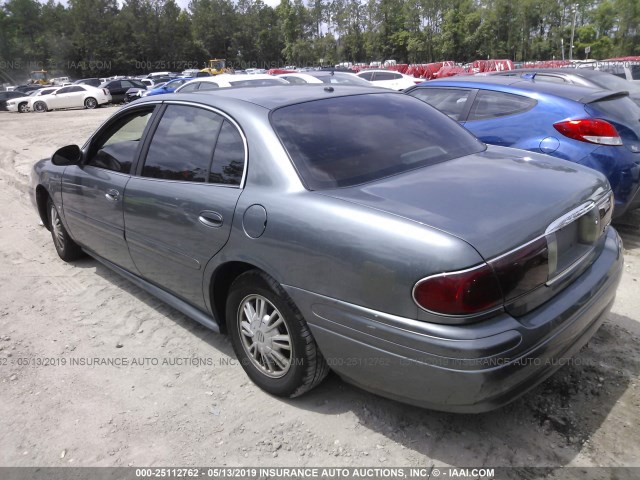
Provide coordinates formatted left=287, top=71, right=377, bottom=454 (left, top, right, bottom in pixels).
left=0, top=0, right=638, bottom=81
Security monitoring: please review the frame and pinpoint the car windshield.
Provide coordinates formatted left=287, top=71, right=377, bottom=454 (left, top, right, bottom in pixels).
left=229, top=78, right=288, bottom=87
left=271, top=93, right=485, bottom=190
left=313, top=73, right=371, bottom=86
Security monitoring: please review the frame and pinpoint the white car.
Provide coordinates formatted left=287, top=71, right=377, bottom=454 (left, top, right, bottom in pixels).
left=6, top=87, right=60, bottom=113
left=278, top=71, right=372, bottom=86
left=356, top=69, right=420, bottom=90
left=277, top=73, right=324, bottom=84
left=29, top=85, right=111, bottom=112
left=175, top=74, right=288, bottom=92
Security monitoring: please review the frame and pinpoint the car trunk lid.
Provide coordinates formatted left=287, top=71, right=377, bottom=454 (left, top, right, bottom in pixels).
left=320, top=145, right=610, bottom=260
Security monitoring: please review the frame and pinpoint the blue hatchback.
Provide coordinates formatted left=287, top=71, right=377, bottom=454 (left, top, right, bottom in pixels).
left=406, top=76, right=640, bottom=217
left=144, top=77, right=193, bottom=96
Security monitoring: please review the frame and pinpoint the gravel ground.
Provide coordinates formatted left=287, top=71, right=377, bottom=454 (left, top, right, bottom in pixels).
left=0, top=108, right=639, bottom=475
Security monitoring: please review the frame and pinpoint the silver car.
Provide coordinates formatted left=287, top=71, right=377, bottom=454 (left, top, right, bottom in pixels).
left=30, top=86, right=623, bottom=412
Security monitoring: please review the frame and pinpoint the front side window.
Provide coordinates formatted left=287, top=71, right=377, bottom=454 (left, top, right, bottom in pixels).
left=467, top=90, right=536, bottom=121
left=358, top=72, right=374, bottom=81
left=272, top=93, right=485, bottom=190
left=408, top=87, right=472, bottom=121
left=86, top=107, right=155, bottom=173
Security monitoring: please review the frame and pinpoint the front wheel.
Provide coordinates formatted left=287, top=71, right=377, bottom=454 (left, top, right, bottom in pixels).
left=84, top=97, right=97, bottom=109
left=226, top=270, right=329, bottom=398
left=33, top=101, right=47, bottom=113
left=18, top=102, right=28, bottom=113
left=47, top=198, right=84, bottom=261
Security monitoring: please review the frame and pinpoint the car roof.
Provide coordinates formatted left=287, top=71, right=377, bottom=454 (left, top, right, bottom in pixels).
left=425, top=75, right=626, bottom=103
left=143, top=84, right=397, bottom=110
left=493, top=68, right=611, bottom=79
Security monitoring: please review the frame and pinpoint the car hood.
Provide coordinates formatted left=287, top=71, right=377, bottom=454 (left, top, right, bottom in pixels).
left=319, top=145, right=609, bottom=259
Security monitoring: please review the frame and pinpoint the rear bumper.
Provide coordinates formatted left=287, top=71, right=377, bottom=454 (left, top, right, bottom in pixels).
left=284, top=227, right=623, bottom=413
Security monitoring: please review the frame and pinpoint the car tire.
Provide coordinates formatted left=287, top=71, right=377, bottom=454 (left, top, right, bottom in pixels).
left=84, top=97, right=97, bottom=109
left=226, top=270, right=329, bottom=398
left=18, top=102, right=28, bottom=113
left=33, top=101, right=47, bottom=113
left=47, top=198, right=84, bottom=262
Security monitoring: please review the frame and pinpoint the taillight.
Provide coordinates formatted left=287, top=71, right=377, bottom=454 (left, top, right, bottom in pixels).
left=413, top=264, right=503, bottom=316
left=553, top=119, right=622, bottom=146
left=413, top=237, right=549, bottom=316
left=103, top=89, right=110, bottom=95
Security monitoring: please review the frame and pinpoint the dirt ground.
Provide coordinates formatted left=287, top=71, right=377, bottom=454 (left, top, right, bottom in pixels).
left=1, top=107, right=639, bottom=475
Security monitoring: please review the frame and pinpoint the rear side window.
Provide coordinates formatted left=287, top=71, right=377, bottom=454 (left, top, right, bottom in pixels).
left=374, top=72, right=398, bottom=81
left=408, top=87, right=472, bottom=121
left=358, top=72, right=374, bottom=81
left=467, top=90, right=536, bottom=121
left=142, top=105, right=224, bottom=182
left=142, top=105, right=246, bottom=183
left=208, top=121, right=245, bottom=185
left=271, top=93, right=485, bottom=190
left=198, top=82, right=219, bottom=90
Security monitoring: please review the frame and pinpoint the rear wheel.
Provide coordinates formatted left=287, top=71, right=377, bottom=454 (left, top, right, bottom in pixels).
left=226, top=270, right=329, bottom=397
left=18, top=102, right=28, bottom=113
left=84, top=97, right=97, bottom=109
left=47, top=198, right=84, bottom=261
left=33, top=101, right=47, bottom=113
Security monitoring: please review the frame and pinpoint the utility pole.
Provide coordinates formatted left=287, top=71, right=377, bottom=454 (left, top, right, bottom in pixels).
left=569, top=4, right=578, bottom=62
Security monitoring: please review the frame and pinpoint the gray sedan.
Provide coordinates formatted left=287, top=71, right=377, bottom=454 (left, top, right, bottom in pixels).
left=30, top=85, right=623, bottom=412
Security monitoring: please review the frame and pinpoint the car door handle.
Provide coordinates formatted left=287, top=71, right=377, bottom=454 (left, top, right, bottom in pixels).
left=198, top=211, right=223, bottom=228
left=105, top=189, right=120, bottom=201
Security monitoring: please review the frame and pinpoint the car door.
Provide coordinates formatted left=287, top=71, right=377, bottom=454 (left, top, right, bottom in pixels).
left=58, top=86, right=86, bottom=108
left=61, top=105, right=158, bottom=272
left=46, top=86, right=73, bottom=109
left=123, top=103, right=245, bottom=308
left=108, top=81, right=126, bottom=102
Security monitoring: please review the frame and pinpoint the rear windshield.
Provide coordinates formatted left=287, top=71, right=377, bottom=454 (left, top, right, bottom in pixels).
left=586, top=95, right=640, bottom=153
left=271, top=93, right=486, bottom=189
left=313, top=73, right=372, bottom=86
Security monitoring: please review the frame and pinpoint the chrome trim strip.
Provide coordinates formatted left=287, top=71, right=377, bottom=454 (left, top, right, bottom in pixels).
left=545, top=201, right=596, bottom=235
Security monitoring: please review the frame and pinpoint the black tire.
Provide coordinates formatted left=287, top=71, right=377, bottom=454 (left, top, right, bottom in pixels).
left=33, top=101, right=47, bottom=113
left=47, top=198, right=84, bottom=261
left=18, top=102, right=28, bottom=113
left=227, top=270, right=329, bottom=398
left=84, top=97, right=97, bottom=109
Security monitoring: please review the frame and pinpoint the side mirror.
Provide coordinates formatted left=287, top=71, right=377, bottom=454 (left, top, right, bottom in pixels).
left=52, top=145, right=82, bottom=166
